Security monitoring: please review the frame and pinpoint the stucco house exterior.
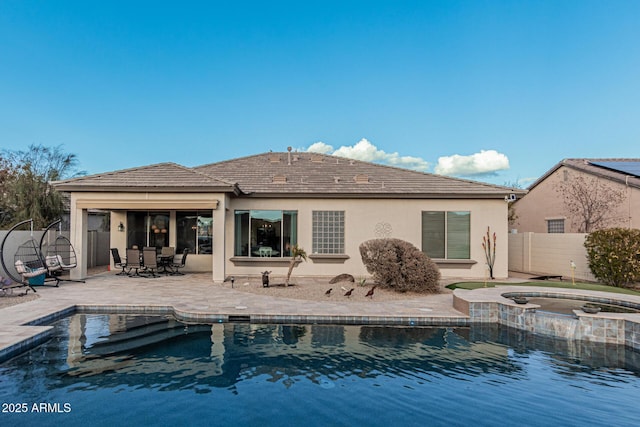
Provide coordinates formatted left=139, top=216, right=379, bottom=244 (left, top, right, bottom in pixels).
left=513, top=158, right=640, bottom=233
left=52, top=151, right=523, bottom=282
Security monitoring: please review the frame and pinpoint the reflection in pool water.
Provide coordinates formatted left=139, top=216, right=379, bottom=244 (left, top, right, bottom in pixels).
left=1, top=314, right=640, bottom=426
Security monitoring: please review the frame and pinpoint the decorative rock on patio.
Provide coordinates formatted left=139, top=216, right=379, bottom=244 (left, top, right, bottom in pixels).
left=329, top=273, right=355, bottom=284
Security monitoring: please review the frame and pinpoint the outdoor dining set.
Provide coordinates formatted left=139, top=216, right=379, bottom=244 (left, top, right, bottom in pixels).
left=110, top=247, right=188, bottom=278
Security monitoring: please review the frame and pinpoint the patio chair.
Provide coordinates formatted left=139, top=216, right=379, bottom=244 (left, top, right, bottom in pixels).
left=14, top=236, right=53, bottom=287
left=1, top=219, right=45, bottom=291
left=110, top=248, right=129, bottom=275
left=141, top=247, right=159, bottom=277
left=125, top=248, right=142, bottom=276
left=169, top=249, right=189, bottom=275
left=14, top=260, right=45, bottom=293
left=44, top=255, right=63, bottom=286
left=259, top=246, right=272, bottom=257
left=161, top=247, right=175, bottom=257
left=39, top=219, right=84, bottom=284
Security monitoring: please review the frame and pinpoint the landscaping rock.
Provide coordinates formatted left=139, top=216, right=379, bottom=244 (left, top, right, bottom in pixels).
left=329, top=273, right=355, bottom=284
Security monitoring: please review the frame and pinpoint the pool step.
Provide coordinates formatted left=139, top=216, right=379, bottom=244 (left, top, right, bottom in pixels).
left=83, top=321, right=210, bottom=356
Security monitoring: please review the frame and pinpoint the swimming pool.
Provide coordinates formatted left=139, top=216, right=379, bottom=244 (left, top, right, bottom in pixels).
left=2, top=314, right=640, bottom=426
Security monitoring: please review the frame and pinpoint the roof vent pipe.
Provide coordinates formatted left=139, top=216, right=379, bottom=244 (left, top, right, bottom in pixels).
left=287, top=146, right=292, bottom=165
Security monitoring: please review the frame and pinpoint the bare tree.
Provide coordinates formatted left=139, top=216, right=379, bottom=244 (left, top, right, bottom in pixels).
left=503, top=180, right=522, bottom=227
left=555, top=174, right=627, bottom=232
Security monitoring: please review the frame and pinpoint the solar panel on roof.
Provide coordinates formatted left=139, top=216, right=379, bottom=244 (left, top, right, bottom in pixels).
left=590, top=161, right=640, bottom=178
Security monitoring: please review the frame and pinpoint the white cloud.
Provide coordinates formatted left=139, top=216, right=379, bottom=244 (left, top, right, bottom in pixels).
left=305, top=138, right=430, bottom=172
left=434, top=150, right=510, bottom=177
left=306, top=141, right=334, bottom=154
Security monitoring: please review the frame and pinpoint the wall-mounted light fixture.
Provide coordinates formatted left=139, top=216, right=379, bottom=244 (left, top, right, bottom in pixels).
left=118, top=222, right=125, bottom=232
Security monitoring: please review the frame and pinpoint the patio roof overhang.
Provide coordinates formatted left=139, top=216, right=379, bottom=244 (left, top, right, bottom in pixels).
left=71, top=192, right=220, bottom=210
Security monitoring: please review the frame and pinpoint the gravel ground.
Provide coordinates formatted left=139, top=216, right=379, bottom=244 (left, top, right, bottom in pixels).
left=0, top=289, right=39, bottom=308
left=0, top=266, right=449, bottom=308
left=221, top=276, right=449, bottom=302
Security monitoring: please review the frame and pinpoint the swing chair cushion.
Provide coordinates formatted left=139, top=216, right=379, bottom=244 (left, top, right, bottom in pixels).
left=56, top=254, right=76, bottom=269
left=45, top=255, right=62, bottom=272
left=15, top=260, right=47, bottom=284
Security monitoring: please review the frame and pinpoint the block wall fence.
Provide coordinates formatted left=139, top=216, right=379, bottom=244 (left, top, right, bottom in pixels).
left=508, top=232, right=596, bottom=282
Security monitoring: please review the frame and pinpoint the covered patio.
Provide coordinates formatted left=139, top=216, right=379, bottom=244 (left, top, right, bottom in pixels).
left=53, top=163, right=240, bottom=283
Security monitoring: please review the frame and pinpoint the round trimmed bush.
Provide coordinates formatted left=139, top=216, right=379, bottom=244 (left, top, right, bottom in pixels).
left=584, top=228, right=640, bottom=287
left=359, top=238, right=441, bottom=293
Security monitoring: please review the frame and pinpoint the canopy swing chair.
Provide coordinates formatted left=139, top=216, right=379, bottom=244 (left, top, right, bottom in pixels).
left=39, top=219, right=85, bottom=285
left=0, top=219, right=44, bottom=295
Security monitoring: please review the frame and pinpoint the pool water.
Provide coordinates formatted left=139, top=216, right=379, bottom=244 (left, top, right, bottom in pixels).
left=2, top=314, right=640, bottom=426
left=527, top=297, right=640, bottom=315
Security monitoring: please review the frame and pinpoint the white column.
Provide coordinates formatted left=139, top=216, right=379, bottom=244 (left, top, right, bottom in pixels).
left=70, top=205, right=88, bottom=280
left=212, top=195, right=227, bottom=283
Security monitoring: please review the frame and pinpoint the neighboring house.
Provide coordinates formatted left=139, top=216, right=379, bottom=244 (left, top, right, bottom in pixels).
left=52, top=151, right=524, bottom=282
left=513, top=159, right=640, bottom=233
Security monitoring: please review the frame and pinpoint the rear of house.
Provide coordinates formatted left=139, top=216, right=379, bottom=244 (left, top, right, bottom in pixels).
left=53, top=151, right=522, bottom=282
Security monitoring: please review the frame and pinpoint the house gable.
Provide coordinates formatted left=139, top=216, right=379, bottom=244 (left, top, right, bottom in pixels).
left=528, top=158, right=640, bottom=192
left=515, top=158, right=640, bottom=233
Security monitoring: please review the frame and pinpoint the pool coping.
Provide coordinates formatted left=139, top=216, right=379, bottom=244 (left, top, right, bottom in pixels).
left=0, top=303, right=472, bottom=362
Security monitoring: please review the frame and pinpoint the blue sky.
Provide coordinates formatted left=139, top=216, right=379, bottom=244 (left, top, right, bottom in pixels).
left=1, top=1, right=639, bottom=186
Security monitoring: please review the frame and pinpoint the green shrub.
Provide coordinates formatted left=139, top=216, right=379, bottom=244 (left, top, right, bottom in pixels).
left=584, top=228, right=640, bottom=287
left=359, top=238, right=441, bottom=293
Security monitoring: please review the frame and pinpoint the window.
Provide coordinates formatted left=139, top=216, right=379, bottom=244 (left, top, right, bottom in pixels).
left=234, top=210, right=298, bottom=257
left=312, top=211, right=345, bottom=254
left=547, top=219, right=565, bottom=233
left=421, top=211, right=470, bottom=259
left=176, top=211, right=213, bottom=254
left=127, top=211, right=169, bottom=250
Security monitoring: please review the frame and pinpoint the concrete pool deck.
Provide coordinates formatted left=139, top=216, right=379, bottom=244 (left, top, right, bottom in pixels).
left=2, top=271, right=640, bottom=359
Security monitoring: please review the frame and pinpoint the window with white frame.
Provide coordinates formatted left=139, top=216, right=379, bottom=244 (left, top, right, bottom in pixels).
left=233, top=210, right=297, bottom=257
left=547, top=219, right=565, bottom=233
left=312, top=211, right=345, bottom=254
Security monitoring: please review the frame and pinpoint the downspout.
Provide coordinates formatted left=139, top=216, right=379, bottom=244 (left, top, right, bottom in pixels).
left=626, top=175, right=632, bottom=229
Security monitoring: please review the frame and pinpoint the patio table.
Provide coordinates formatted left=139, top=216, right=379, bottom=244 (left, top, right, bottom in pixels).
left=157, top=255, right=174, bottom=274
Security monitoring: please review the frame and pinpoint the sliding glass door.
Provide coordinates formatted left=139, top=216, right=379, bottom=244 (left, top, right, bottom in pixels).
left=176, top=211, right=213, bottom=254
left=126, top=211, right=170, bottom=250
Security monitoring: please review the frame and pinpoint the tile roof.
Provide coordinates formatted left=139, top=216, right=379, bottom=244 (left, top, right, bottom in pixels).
left=529, top=158, right=640, bottom=190
left=52, top=152, right=522, bottom=199
left=52, top=162, right=239, bottom=193
left=194, top=152, right=521, bottom=198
